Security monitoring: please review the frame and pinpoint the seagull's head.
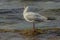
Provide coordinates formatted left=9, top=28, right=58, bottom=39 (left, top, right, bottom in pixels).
left=24, top=6, right=28, bottom=9
left=24, top=6, right=42, bottom=13
left=23, top=6, right=29, bottom=13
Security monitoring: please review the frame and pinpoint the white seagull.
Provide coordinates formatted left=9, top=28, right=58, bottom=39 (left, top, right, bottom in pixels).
left=23, top=6, right=55, bottom=32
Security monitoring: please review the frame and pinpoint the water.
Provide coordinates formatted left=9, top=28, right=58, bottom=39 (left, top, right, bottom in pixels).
left=0, top=0, right=60, bottom=40
left=0, top=32, right=60, bottom=40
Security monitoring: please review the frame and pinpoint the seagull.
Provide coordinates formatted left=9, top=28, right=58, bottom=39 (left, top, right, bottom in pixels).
left=23, top=6, right=56, bottom=32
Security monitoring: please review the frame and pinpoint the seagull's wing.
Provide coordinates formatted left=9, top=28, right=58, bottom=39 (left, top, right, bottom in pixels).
left=33, top=13, right=47, bottom=22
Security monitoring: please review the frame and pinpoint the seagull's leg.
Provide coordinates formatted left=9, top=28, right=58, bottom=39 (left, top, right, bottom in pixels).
left=32, top=22, right=36, bottom=32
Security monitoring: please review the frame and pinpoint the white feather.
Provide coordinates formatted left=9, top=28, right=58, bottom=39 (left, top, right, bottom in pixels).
left=23, top=6, right=47, bottom=23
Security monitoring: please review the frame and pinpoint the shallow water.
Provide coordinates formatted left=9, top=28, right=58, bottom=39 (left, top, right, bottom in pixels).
left=0, top=15, right=60, bottom=40
left=0, top=32, right=60, bottom=40
left=0, top=0, right=60, bottom=40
